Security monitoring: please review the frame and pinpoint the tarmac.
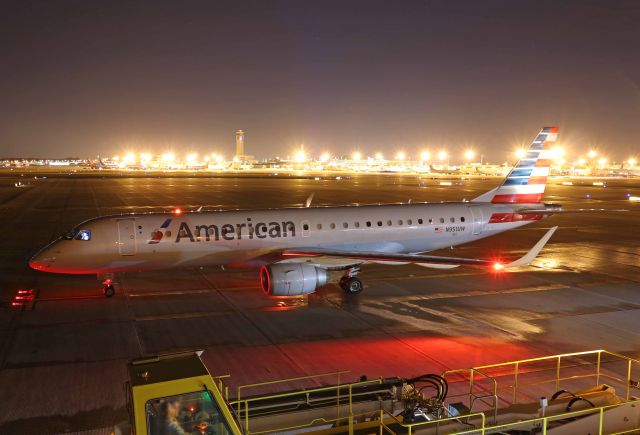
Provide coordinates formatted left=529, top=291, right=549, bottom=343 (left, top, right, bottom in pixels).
left=1, top=171, right=639, bottom=434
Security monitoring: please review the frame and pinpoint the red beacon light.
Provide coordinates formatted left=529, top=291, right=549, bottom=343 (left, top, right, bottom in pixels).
left=174, top=208, right=183, bottom=215
left=493, top=262, right=505, bottom=271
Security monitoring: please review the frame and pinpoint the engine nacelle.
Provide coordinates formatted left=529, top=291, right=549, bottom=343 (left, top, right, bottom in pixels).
left=260, top=264, right=328, bottom=296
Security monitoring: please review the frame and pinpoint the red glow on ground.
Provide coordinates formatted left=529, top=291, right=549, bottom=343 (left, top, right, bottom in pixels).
left=201, top=335, right=539, bottom=395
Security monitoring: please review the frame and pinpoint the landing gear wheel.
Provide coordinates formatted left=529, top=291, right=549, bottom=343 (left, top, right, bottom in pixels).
left=341, top=277, right=363, bottom=294
left=103, top=284, right=115, bottom=298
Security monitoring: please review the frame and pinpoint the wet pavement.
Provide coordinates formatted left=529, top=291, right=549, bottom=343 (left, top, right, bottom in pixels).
left=0, top=172, right=639, bottom=433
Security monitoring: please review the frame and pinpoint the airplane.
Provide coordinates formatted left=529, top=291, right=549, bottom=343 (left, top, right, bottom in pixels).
left=31, top=127, right=563, bottom=298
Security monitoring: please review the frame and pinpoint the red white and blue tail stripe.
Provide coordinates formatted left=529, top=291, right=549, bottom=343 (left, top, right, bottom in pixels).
left=474, top=127, right=558, bottom=204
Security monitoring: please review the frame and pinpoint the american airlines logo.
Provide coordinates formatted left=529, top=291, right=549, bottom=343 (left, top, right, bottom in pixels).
left=148, top=219, right=172, bottom=244
left=171, top=219, right=297, bottom=243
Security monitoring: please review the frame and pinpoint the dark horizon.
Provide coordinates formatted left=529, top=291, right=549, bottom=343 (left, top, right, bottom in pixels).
left=2, top=0, right=639, bottom=161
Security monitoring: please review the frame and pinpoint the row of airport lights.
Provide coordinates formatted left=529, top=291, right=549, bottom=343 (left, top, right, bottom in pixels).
left=110, top=148, right=637, bottom=168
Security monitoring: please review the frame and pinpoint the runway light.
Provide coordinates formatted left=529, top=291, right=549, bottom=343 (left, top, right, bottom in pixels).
left=162, top=152, right=175, bottom=164
left=577, top=157, right=586, bottom=166
left=319, top=152, right=330, bottom=162
left=294, top=149, right=306, bottom=163
left=420, top=151, right=431, bottom=162
left=588, top=150, right=597, bottom=158
left=123, top=152, right=136, bottom=165
left=395, top=151, right=405, bottom=161
left=464, top=149, right=475, bottom=161
left=375, top=152, right=384, bottom=161
left=515, top=148, right=526, bottom=159
left=628, top=158, right=636, bottom=167
left=352, top=151, right=362, bottom=161
left=598, top=157, right=607, bottom=166
left=437, top=150, right=448, bottom=161
left=186, top=153, right=198, bottom=164
left=550, top=146, right=565, bottom=160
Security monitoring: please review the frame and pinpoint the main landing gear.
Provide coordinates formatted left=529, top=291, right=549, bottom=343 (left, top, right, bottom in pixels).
left=339, top=267, right=363, bottom=294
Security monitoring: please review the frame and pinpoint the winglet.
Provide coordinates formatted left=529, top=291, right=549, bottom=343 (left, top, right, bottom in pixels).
left=504, top=226, right=557, bottom=268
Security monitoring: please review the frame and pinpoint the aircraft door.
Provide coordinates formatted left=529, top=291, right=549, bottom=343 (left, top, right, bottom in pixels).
left=469, top=206, right=483, bottom=235
left=117, top=218, right=137, bottom=255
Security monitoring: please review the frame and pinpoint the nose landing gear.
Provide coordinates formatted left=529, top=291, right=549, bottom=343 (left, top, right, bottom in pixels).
left=103, top=282, right=115, bottom=298
left=100, top=274, right=117, bottom=298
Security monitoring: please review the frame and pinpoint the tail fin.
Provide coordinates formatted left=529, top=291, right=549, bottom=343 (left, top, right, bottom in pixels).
left=472, top=126, right=558, bottom=203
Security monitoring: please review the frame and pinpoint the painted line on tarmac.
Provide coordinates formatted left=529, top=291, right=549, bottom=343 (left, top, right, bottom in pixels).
left=127, top=288, right=214, bottom=297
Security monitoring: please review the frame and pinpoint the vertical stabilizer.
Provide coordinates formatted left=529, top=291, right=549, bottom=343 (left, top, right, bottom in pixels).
left=472, top=127, right=558, bottom=203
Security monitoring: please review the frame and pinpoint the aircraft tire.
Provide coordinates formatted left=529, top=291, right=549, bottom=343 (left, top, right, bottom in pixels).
left=342, top=277, right=363, bottom=294
left=104, top=285, right=115, bottom=298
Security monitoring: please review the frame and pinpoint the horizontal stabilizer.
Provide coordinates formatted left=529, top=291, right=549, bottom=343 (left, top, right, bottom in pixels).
left=517, top=208, right=628, bottom=215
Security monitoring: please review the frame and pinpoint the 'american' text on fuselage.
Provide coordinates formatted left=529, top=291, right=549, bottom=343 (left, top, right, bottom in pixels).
left=176, top=219, right=296, bottom=242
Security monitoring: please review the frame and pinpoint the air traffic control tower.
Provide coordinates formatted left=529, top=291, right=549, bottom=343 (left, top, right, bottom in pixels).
left=233, top=129, right=254, bottom=167
left=235, top=129, right=244, bottom=159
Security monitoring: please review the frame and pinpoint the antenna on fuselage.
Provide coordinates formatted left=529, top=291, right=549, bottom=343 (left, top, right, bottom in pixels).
left=305, top=193, right=315, bottom=208
left=196, top=206, right=203, bottom=212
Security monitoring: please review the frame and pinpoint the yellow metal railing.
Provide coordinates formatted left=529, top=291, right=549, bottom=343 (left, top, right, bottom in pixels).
left=224, top=350, right=640, bottom=435
left=231, top=372, right=385, bottom=434
left=442, top=349, right=640, bottom=419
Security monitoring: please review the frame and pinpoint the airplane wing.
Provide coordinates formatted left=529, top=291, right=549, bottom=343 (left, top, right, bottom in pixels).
left=281, top=226, right=557, bottom=271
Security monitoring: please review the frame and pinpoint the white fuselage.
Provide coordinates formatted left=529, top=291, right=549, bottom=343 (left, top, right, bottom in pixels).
left=30, top=201, right=540, bottom=274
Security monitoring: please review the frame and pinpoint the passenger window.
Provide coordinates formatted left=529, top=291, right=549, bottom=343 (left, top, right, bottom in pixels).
left=330, top=223, right=336, bottom=229
left=429, top=218, right=433, bottom=224
left=355, top=222, right=360, bottom=228
left=439, top=218, right=445, bottom=223
left=146, top=390, right=233, bottom=435
left=461, top=216, right=466, bottom=222
left=387, top=220, right=392, bottom=226
left=317, top=224, right=322, bottom=230
left=366, top=221, right=372, bottom=227
left=418, top=218, right=423, bottom=224
left=75, top=230, right=91, bottom=241
left=450, top=217, right=455, bottom=223
left=303, top=223, right=309, bottom=231
left=407, top=219, right=413, bottom=225
left=377, top=221, right=382, bottom=227
left=343, top=222, right=348, bottom=229
left=398, top=220, right=403, bottom=225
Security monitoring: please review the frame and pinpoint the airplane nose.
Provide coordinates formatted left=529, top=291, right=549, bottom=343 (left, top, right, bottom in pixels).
left=29, top=251, right=56, bottom=271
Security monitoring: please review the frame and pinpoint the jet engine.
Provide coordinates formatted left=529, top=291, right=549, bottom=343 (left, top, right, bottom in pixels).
left=260, top=264, right=328, bottom=296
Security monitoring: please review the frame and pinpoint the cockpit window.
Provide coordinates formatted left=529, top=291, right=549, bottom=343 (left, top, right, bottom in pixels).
left=75, top=230, right=91, bottom=241
left=62, top=229, right=78, bottom=240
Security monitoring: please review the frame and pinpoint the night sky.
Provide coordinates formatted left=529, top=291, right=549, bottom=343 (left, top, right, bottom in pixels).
left=2, top=0, right=639, bottom=161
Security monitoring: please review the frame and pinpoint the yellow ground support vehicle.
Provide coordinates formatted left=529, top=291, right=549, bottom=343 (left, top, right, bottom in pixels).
left=115, top=349, right=640, bottom=434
